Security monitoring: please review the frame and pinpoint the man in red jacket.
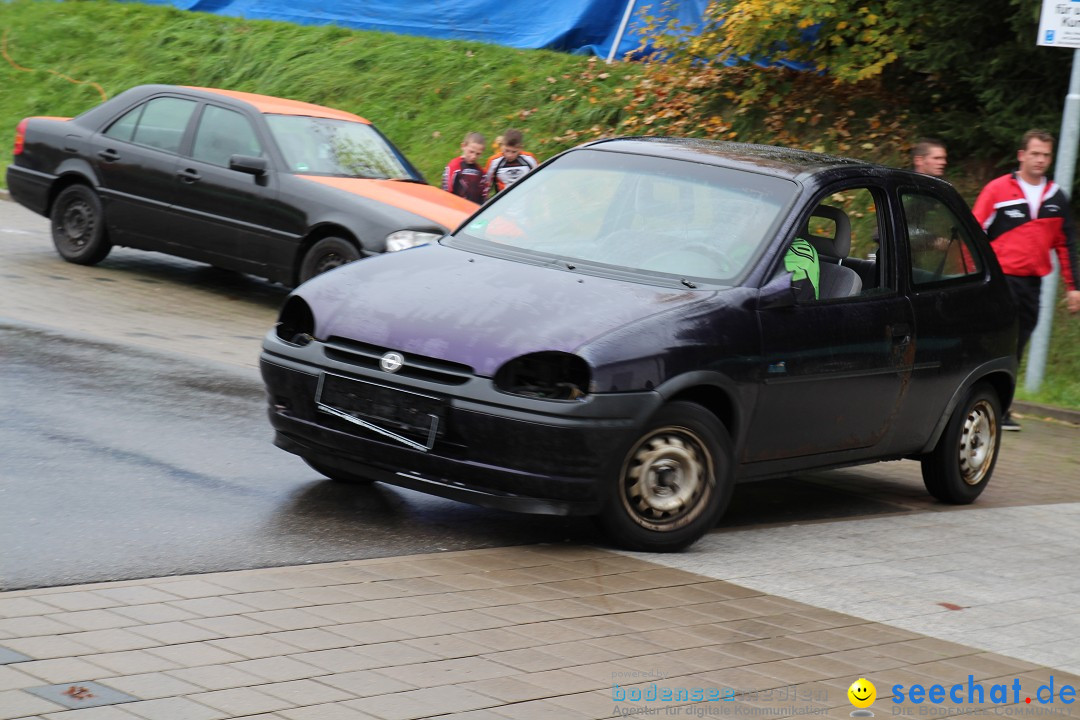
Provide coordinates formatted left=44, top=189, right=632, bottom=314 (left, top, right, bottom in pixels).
left=973, top=129, right=1080, bottom=430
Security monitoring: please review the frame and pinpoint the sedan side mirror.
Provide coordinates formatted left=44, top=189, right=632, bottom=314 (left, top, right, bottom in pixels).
left=229, top=154, right=268, bottom=176
left=759, top=271, right=797, bottom=310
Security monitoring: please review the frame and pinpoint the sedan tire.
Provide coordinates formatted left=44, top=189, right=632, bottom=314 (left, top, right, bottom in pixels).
left=600, top=401, right=733, bottom=552
left=50, top=185, right=112, bottom=265
left=299, top=237, right=360, bottom=284
left=921, top=383, right=1001, bottom=504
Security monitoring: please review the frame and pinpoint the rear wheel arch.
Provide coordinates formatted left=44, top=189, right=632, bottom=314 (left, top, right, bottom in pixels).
left=980, top=371, right=1015, bottom=416
left=921, top=365, right=1016, bottom=454
left=921, top=380, right=1002, bottom=504
left=46, top=173, right=99, bottom=218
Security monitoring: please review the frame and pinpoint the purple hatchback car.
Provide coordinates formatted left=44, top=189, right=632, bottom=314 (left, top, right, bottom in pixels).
left=260, top=137, right=1017, bottom=551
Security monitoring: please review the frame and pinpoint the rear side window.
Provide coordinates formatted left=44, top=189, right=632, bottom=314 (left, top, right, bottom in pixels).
left=191, top=105, right=263, bottom=166
left=902, top=191, right=984, bottom=287
left=104, top=97, right=196, bottom=154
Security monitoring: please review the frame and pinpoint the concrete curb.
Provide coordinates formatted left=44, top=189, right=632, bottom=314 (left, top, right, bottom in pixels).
left=1013, top=400, right=1080, bottom=426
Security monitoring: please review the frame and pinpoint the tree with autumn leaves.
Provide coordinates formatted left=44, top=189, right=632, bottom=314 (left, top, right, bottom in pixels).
left=610, top=0, right=1071, bottom=184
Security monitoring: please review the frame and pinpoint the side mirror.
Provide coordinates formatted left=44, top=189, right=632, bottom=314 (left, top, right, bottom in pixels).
left=759, top=271, right=797, bottom=310
left=229, top=154, right=268, bottom=176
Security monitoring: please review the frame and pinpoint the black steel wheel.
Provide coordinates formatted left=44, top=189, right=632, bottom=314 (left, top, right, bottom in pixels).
left=921, top=382, right=1001, bottom=504
left=599, top=401, right=733, bottom=552
left=304, top=457, right=376, bottom=485
left=50, top=185, right=112, bottom=265
left=298, top=237, right=360, bottom=284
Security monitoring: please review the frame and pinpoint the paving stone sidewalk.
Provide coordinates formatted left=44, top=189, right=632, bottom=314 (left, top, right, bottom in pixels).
left=2, top=545, right=1079, bottom=720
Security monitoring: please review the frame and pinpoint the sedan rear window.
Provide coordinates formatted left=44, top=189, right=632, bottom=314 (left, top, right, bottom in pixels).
left=266, top=115, right=410, bottom=179
left=452, top=149, right=796, bottom=284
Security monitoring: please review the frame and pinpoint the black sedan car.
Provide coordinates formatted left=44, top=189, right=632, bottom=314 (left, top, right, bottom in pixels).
left=6, top=84, right=476, bottom=284
left=260, top=138, right=1017, bottom=551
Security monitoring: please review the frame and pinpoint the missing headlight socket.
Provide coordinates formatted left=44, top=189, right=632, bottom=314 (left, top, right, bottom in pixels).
left=494, top=352, right=590, bottom=401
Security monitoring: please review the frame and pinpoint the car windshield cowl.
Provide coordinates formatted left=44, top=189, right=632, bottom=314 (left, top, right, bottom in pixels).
left=294, top=170, right=395, bottom=180
left=446, top=148, right=796, bottom=287
left=445, top=235, right=733, bottom=290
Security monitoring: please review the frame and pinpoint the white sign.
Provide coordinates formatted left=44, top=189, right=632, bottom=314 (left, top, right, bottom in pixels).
left=1039, top=0, right=1080, bottom=48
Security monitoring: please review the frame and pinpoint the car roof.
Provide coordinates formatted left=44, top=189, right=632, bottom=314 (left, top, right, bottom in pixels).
left=581, top=136, right=890, bottom=182
left=181, top=86, right=370, bottom=123
left=98, top=85, right=371, bottom=124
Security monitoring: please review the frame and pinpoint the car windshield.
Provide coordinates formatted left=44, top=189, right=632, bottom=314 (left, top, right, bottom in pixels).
left=265, top=114, right=411, bottom=179
left=450, top=148, right=796, bottom=284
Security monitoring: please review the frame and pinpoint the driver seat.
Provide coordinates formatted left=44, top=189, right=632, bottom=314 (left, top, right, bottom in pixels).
left=802, top=205, right=862, bottom=299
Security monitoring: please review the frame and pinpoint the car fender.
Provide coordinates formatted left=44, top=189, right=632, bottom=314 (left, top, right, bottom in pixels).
left=301, top=218, right=366, bottom=250
left=288, top=177, right=457, bottom=257
left=917, top=356, right=1017, bottom=454
left=652, top=369, right=751, bottom=458
left=299, top=205, right=433, bottom=260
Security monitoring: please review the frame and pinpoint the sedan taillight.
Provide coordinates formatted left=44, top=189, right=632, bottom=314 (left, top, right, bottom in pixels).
left=13, top=118, right=28, bottom=156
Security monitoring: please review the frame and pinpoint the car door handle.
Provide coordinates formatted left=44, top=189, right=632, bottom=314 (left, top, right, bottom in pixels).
left=892, top=323, right=913, bottom=345
left=97, top=149, right=120, bottom=162
left=177, top=168, right=201, bottom=184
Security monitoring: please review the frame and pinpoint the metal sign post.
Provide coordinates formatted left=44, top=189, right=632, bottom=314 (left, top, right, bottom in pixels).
left=1027, top=2, right=1080, bottom=391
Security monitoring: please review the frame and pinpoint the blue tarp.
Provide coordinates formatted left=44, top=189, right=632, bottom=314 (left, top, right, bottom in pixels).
left=116, top=0, right=711, bottom=59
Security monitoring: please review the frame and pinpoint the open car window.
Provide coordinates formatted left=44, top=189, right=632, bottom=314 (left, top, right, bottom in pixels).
left=779, top=186, right=890, bottom=302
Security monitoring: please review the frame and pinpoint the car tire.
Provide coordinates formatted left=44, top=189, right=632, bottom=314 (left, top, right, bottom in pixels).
left=50, top=185, right=112, bottom=265
left=921, top=382, right=1001, bottom=504
left=304, top=457, right=376, bottom=485
left=599, top=401, right=733, bottom=552
left=298, top=237, right=360, bottom=283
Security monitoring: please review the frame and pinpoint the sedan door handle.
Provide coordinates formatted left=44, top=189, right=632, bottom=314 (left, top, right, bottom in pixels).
left=177, top=168, right=201, bottom=184
left=891, top=323, right=913, bottom=345
left=97, top=148, right=120, bottom=162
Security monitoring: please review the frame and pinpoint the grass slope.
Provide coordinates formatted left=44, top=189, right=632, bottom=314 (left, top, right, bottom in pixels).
left=1, top=0, right=1078, bottom=410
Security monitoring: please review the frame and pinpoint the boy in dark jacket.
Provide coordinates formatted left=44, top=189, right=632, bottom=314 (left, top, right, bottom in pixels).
left=441, top=132, right=486, bottom=204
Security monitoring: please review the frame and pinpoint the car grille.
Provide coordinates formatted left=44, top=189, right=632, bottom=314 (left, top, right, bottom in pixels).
left=323, top=337, right=473, bottom=385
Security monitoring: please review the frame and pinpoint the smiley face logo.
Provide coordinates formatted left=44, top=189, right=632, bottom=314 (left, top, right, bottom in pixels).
left=848, top=678, right=876, bottom=709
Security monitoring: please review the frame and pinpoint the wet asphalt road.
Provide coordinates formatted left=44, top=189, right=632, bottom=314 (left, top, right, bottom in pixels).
left=0, top=322, right=916, bottom=592
left=0, top=323, right=605, bottom=591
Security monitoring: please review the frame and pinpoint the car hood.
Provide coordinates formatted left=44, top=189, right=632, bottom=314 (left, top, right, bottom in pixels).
left=302, top=244, right=713, bottom=377
left=296, top=176, right=476, bottom=231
